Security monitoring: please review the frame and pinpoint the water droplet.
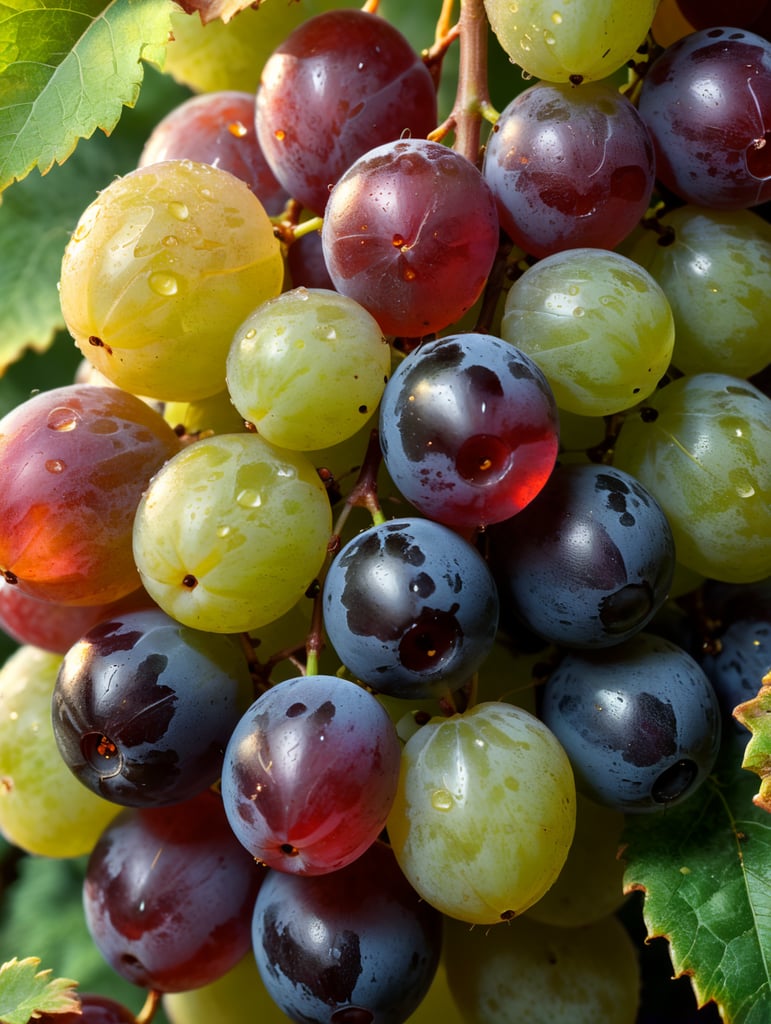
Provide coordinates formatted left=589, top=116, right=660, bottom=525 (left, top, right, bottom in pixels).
left=552, top=10, right=563, bottom=24
left=543, top=30, right=556, bottom=44
left=228, top=121, right=248, bottom=138
left=72, top=220, right=91, bottom=242
left=162, top=235, right=178, bottom=247
left=216, top=525, right=231, bottom=538
left=244, top=328, right=257, bottom=339
left=47, top=407, right=79, bottom=432
left=168, top=201, right=189, bottom=221
left=568, top=284, right=580, bottom=296
left=45, top=459, right=66, bottom=473
left=402, top=266, right=417, bottom=282
left=200, top=188, right=212, bottom=198
left=274, top=129, right=286, bottom=142
left=236, top=488, right=262, bottom=508
left=509, top=1, right=519, bottom=11
left=149, top=272, right=179, bottom=297
left=325, top=328, right=337, bottom=340
left=431, top=789, right=453, bottom=811
left=357, top=61, right=365, bottom=70
left=572, top=306, right=585, bottom=317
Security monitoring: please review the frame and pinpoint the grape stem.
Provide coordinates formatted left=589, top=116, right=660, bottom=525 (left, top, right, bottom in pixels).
left=134, top=989, right=161, bottom=1024
left=428, top=0, right=498, bottom=166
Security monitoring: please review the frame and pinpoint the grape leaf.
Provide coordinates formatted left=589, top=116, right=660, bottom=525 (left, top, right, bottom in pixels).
left=622, top=737, right=771, bottom=1024
left=0, top=0, right=174, bottom=193
left=0, top=957, right=79, bottom=1023
left=734, top=671, right=771, bottom=814
left=174, top=0, right=261, bottom=25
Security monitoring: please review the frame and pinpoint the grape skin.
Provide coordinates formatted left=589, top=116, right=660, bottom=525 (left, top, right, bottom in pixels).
left=387, top=702, right=576, bottom=925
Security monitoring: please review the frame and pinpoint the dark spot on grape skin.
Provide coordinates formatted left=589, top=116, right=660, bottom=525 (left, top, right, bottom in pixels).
left=651, top=758, right=699, bottom=802
left=599, top=582, right=655, bottom=635
left=286, top=702, right=307, bottom=718
left=83, top=620, right=143, bottom=655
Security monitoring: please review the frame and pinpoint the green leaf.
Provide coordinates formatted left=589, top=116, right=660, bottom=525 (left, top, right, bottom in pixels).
left=622, top=737, right=771, bottom=1024
left=0, top=957, right=79, bottom=1023
left=0, top=0, right=175, bottom=192
left=735, top=674, right=771, bottom=814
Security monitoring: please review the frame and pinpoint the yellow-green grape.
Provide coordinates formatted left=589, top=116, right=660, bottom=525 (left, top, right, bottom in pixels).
left=443, top=912, right=640, bottom=1024
left=501, top=249, right=674, bottom=416
left=627, top=207, right=771, bottom=379
left=132, top=433, right=332, bottom=633
left=163, top=952, right=289, bottom=1024
left=613, top=374, right=771, bottom=584
left=59, top=160, right=284, bottom=403
left=525, top=792, right=627, bottom=928
left=557, top=407, right=608, bottom=465
left=0, top=646, right=120, bottom=857
left=406, top=961, right=464, bottom=1024
left=475, top=637, right=551, bottom=715
left=484, top=0, right=657, bottom=83
left=164, top=0, right=360, bottom=94
left=163, top=390, right=247, bottom=438
left=227, top=288, right=391, bottom=450
left=387, top=701, right=576, bottom=925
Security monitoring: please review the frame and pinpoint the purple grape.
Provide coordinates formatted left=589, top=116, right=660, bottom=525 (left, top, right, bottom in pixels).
left=489, top=463, right=675, bottom=648
left=52, top=608, right=251, bottom=806
left=378, top=333, right=559, bottom=529
left=220, top=674, right=401, bottom=875
left=541, top=633, right=722, bottom=813
left=83, top=790, right=263, bottom=992
left=638, top=26, right=771, bottom=208
left=252, top=840, right=442, bottom=1024
left=483, top=80, right=655, bottom=257
left=322, top=518, right=499, bottom=699
left=701, top=617, right=771, bottom=733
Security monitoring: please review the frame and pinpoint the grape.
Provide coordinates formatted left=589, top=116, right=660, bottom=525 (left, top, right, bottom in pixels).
left=443, top=912, right=640, bottom=1024
left=286, top=229, right=336, bottom=290
left=251, top=840, right=442, bottom=1023
left=226, top=287, right=391, bottom=450
left=164, top=952, right=290, bottom=1024
left=321, top=139, right=500, bottom=338
left=220, top=674, right=401, bottom=874
left=638, top=27, right=771, bottom=209
left=83, top=790, right=263, bottom=992
left=256, top=8, right=437, bottom=214
left=483, top=80, right=655, bottom=258
left=613, top=373, right=771, bottom=583
left=483, top=0, right=658, bottom=83
left=701, top=617, right=771, bottom=733
left=138, top=90, right=289, bottom=215
left=501, top=248, right=675, bottom=417
left=0, top=646, right=120, bottom=857
left=52, top=608, right=252, bottom=807
left=378, top=333, right=559, bottom=529
left=626, top=206, right=771, bottom=378
left=322, top=518, right=499, bottom=699
left=0, top=384, right=180, bottom=607
left=132, top=432, right=333, bottom=633
left=59, top=160, right=284, bottom=402
left=677, top=0, right=771, bottom=32
left=386, top=702, right=576, bottom=925
left=163, top=389, right=247, bottom=439
left=489, top=463, right=675, bottom=649
left=540, top=632, right=722, bottom=813
left=35, top=995, right=137, bottom=1024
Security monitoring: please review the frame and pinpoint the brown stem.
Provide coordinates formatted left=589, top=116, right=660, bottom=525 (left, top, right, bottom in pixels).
left=135, top=990, right=162, bottom=1024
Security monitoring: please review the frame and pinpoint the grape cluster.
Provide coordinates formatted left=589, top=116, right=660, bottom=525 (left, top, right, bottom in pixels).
left=0, top=2, right=769, bottom=1023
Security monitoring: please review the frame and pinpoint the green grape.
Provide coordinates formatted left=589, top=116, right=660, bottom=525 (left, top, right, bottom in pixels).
left=613, top=374, right=771, bottom=584
left=227, top=287, right=391, bottom=450
left=406, top=961, right=465, bottom=1024
left=443, top=912, right=640, bottom=1024
left=0, top=646, right=120, bottom=857
left=627, top=207, right=771, bottom=379
left=163, top=390, right=247, bottom=438
left=164, top=952, right=290, bottom=1023
left=59, top=160, right=284, bottom=403
left=387, top=701, right=576, bottom=925
left=483, top=0, right=657, bottom=83
left=164, top=0, right=360, bottom=94
left=525, top=792, right=627, bottom=928
left=501, top=249, right=674, bottom=417
left=132, top=433, right=332, bottom=633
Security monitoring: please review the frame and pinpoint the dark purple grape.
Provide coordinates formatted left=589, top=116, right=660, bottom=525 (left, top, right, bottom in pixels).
left=378, top=334, right=559, bottom=529
left=701, top=617, right=771, bottom=733
left=676, top=0, right=769, bottom=32
left=220, top=675, right=401, bottom=875
left=321, top=139, right=500, bottom=338
left=322, top=518, right=499, bottom=699
left=541, top=633, right=722, bottom=813
left=83, top=790, right=263, bottom=992
left=35, top=995, right=136, bottom=1024
left=138, top=90, right=290, bottom=215
left=256, top=9, right=437, bottom=214
left=252, top=840, right=442, bottom=1024
left=489, top=463, right=675, bottom=648
left=52, top=608, right=251, bottom=806
left=638, top=27, right=771, bottom=208
left=483, top=80, right=655, bottom=257
left=287, top=229, right=336, bottom=290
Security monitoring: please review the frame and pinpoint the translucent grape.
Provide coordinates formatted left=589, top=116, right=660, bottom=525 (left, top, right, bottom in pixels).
left=0, top=646, right=120, bottom=857
left=132, top=433, right=332, bottom=633
left=387, top=702, right=576, bottom=925
left=501, top=248, right=675, bottom=416
left=483, top=0, right=658, bottom=83
left=613, top=374, right=771, bottom=583
left=59, top=160, right=284, bottom=402
left=226, top=287, right=391, bottom=450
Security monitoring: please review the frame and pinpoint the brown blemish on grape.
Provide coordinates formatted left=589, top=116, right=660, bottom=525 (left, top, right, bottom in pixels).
left=500, top=909, right=516, bottom=920
left=1, top=570, right=17, bottom=585
left=88, top=335, right=113, bottom=355
left=182, top=574, right=198, bottom=589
